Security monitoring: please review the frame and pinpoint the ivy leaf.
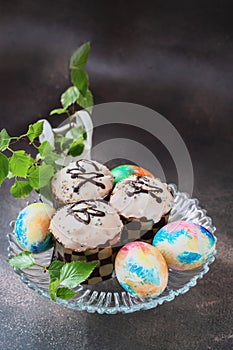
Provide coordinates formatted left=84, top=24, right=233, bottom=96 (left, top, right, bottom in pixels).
left=7, top=251, right=35, bottom=269
left=27, top=121, right=44, bottom=142
left=68, top=136, right=85, bottom=157
left=59, top=261, right=97, bottom=288
left=28, top=163, right=54, bottom=189
left=7, top=171, right=15, bottom=179
left=55, top=136, right=72, bottom=152
left=10, top=180, right=33, bottom=198
left=39, top=183, right=53, bottom=202
left=56, top=287, right=76, bottom=300
left=38, top=140, right=60, bottom=165
left=50, top=108, right=68, bottom=116
left=71, top=69, right=88, bottom=96
left=49, top=278, right=60, bottom=302
left=61, top=86, right=79, bottom=109
left=48, top=260, right=65, bottom=280
left=0, top=129, right=11, bottom=151
left=27, top=166, right=40, bottom=189
left=42, top=149, right=60, bottom=166
left=69, top=126, right=85, bottom=139
left=38, top=141, right=54, bottom=157
left=39, top=164, right=54, bottom=187
left=0, top=153, right=9, bottom=185
left=77, top=88, right=93, bottom=110
left=70, top=42, right=90, bottom=70
left=9, top=150, right=32, bottom=177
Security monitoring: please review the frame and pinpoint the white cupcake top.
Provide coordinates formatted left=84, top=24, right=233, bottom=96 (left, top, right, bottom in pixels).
left=110, top=175, right=174, bottom=222
left=49, top=200, right=123, bottom=251
left=51, top=159, right=114, bottom=204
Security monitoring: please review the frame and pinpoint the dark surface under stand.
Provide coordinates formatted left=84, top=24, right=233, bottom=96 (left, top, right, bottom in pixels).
left=0, top=1, right=233, bottom=349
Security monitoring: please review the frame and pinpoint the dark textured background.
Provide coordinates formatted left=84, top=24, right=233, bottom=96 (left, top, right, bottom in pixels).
left=0, top=1, right=233, bottom=349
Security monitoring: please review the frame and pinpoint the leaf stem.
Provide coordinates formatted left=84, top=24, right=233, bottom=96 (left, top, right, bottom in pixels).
left=31, top=142, right=39, bottom=149
left=35, top=263, right=48, bottom=271
left=16, top=134, right=27, bottom=142
left=9, top=135, right=26, bottom=147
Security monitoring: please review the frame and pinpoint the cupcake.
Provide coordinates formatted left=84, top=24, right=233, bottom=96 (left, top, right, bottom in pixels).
left=49, top=199, right=123, bottom=284
left=50, top=159, right=114, bottom=207
left=110, top=175, right=174, bottom=245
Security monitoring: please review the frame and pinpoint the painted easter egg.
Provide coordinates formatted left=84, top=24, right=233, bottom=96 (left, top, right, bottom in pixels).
left=152, top=221, right=216, bottom=270
left=110, top=164, right=154, bottom=184
left=14, top=203, right=55, bottom=253
left=115, top=241, right=168, bottom=298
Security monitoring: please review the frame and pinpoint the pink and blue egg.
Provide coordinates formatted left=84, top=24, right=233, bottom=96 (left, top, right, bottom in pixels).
left=115, top=241, right=168, bottom=298
left=152, top=221, right=216, bottom=270
left=14, top=203, right=55, bottom=253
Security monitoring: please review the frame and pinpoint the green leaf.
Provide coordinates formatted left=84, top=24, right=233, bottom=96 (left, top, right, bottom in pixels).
left=48, top=260, right=65, bottom=280
left=50, top=108, right=68, bottom=116
left=69, top=126, right=85, bottom=139
left=27, top=121, right=44, bottom=142
left=54, top=135, right=63, bottom=143
left=0, top=153, right=9, bottom=186
left=55, top=136, right=72, bottom=152
left=0, top=129, right=11, bottom=151
left=7, top=251, right=35, bottom=269
left=71, top=69, right=88, bottom=96
left=77, top=88, right=94, bottom=110
left=70, top=42, right=90, bottom=70
left=39, top=164, right=54, bottom=187
left=27, top=166, right=40, bottom=189
left=39, top=141, right=61, bottom=167
left=56, top=287, right=76, bottom=300
left=39, top=183, right=53, bottom=202
left=7, top=171, right=15, bottom=179
left=59, top=261, right=97, bottom=288
left=10, top=180, right=33, bottom=198
left=43, top=151, right=61, bottom=166
left=9, top=150, right=32, bottom=177
left=61, top=86, right=79, bottom=109
left=28, top=163, right=54, bottom=190
left=38, top=141, right=54, bottom=157
left=68, top=136, right=84, bottom=157
left=49, top=278, right=60, bottom=302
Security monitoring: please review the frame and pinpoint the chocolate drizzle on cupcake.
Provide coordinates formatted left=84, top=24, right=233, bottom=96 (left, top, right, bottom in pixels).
left=110, top=175, right=174, bottom=223
left=124, top=176, right=163, bottom=203
left=51, top=159, right=114, bottom=205
left=68, top=200, right=105, bottom=225
left=49, top=199, right=123, bottom=252
left=66, top=160, right=106, bottom=193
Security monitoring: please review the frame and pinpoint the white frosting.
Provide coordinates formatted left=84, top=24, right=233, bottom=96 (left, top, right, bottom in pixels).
left=110, top=175, right=174, bottom=223
left=51, top=159, right=114, bottom=204
left=49, top=200, right=123, bottom=251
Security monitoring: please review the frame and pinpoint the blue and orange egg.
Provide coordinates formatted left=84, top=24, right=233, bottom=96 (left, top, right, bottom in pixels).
left=115, top=241, right=168, bottom=298
left=110, top=164, right=155, bottom=184
left=14, top=203, right=55, bottom=253
left=152, top=221, right=216, bottom=270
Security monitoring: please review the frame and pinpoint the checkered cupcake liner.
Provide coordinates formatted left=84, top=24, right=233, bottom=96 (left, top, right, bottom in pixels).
left=53, top=240, right=119, bottom=285
left=52, top=213, right=169, bottom=285
left=120, top=213, right=169, bottom=245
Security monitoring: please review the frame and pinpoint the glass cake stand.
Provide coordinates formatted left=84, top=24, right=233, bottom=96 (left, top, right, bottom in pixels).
left=7, top=184, right=217, bottom=314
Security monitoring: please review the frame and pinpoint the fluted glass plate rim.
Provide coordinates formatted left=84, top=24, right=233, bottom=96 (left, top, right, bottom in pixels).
left=7, top=184, right=217, bottom=314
